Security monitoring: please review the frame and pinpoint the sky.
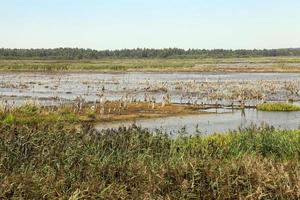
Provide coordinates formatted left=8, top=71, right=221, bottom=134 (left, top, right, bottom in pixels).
left=1, top=0, right=300, bottom=50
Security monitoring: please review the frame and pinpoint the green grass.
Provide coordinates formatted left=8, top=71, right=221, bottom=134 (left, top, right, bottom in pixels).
left=0, top=121, right=299, bottom=199
left=256, top=102, right=300, bottom=111
left=0, top=104, right=80, bottom=124
left=0, top=56, right=300, bottom=72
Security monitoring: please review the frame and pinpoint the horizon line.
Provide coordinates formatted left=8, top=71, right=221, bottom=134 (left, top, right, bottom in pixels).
left=1, top=47, right=300, bottom=51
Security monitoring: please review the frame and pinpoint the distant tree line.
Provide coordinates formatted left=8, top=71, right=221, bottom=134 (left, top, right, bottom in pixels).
left=0, top=48, right=300, bottom=59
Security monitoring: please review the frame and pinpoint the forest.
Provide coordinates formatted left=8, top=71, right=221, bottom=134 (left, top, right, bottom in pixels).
left=1, top=47, right=300, bottom=59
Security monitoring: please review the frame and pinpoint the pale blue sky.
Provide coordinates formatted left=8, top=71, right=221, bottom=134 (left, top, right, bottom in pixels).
left=1, top=0, right=300, bottom=49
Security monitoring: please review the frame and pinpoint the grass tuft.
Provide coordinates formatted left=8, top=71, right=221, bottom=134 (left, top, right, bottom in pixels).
left=256, top=102, right=300, bottom=111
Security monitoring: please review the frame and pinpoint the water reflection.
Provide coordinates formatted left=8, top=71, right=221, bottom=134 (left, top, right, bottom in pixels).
left=96, top=109, right=300, bottom=134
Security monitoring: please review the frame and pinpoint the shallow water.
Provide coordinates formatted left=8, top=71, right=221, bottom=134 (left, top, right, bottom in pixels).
left=95, top=109, right=300, bottom=134
left=0, top=72, right=299, bottom=105
left=1, top=72, right=299, bottom=133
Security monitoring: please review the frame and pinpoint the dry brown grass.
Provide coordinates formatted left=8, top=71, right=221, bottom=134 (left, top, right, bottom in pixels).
left=97, top=101, right=205, bottom=122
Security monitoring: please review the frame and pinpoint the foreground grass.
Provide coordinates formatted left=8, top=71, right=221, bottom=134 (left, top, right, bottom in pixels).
left=256, top=102, right=300, bottom=111
left=0, top=121, right=299, bottom=199
left=1, top=56, right=300, bottom=72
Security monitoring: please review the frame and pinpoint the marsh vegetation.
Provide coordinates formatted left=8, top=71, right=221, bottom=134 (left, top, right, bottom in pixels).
left=256, top=102, right=300, bottom=111
left=1, top=56, right=300, bottom=72
left=1, top=70, right=299, bottom=133
left=0, top=102, right=204, bottom=125
left=0, top=55, right=299, bottom=199
left=0, top=121, right=299, bottom=199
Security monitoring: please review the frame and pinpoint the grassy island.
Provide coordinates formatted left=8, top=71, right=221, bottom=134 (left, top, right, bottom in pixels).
left=256, top=102, right=300, bottom=111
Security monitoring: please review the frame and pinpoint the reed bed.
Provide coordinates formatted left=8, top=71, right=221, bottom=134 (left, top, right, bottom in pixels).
left=0, top=121, right=299, bottom=199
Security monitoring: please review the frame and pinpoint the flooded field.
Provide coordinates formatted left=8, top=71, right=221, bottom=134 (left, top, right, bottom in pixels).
left=1, top=72, right=299, bottom=104
left=1, top=72, right=299, bottom=133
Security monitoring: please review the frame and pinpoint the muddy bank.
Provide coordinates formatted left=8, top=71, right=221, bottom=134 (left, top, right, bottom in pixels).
left=86, top=101, right=207, bottom=123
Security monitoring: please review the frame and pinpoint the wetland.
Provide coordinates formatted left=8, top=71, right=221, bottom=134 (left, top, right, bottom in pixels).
left=1, top=57, right=300, bottom=199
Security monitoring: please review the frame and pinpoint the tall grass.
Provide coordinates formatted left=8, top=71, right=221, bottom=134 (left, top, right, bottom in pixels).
left=0, top=122, right=299, bottom=199
left=0, top=104, right=80, bottom=124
